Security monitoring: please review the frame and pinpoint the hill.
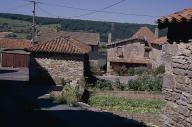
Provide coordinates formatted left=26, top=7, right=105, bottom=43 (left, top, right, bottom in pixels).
left=0, top=13, right=167, bottom=41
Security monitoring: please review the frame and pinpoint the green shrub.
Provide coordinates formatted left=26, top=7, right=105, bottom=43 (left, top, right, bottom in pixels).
left=60, top=78, right=71, bottom=86
left=114, top=79, right=125, bottom=90
left=49, top=91, right=66, bottom=104
left=127, top=74, right=162, bottom=91
left=90, top=64, right=104, bottom=76
left=95, top=79, right=114, bottom=90
left=120, top=65, right=128, bottom=76
left=62, top=84, right=79, bottom=106
left=127, top=68, right=135, bottom=76
left=153, top=65, right=165, bottom=76
left=50, top=79, right=87, bottom=106
left=134, top=67, right=147, bottom=75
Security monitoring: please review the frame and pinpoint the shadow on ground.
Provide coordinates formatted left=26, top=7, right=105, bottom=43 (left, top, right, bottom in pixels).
left=0, top=79, right=147, bottom=127
left=0, top=69, right=18, bottom=74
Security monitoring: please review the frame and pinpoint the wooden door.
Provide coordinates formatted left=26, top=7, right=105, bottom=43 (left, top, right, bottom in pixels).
left=2, top=53, right=29, bottom=68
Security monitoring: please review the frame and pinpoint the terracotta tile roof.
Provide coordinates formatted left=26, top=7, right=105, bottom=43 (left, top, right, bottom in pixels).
left=27, top=36, right=90, bottom=54
left=0, top=38, right=31, bottom=49
left=38, top=29, right=100, bottom=46
left=107, top=27, right=156, bottom=47
left=132, top=27, right=157, bottom=42
left=151, top=36, right=168, bottom=45
left=107, top=37, right=145, bottom=46
left=157, top=8, right=192, bottom=25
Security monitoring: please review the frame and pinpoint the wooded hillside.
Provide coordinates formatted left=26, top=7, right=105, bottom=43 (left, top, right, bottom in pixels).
left=0, top=13, right=167, bottom=41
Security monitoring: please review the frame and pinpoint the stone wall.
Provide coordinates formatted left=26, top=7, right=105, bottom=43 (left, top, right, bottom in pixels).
left=151, top=44, right=163, bottom=69
left=30, top=53, right=84, bottom=84
left=107, top=41, right=145, bottom=59
left=161, top=43, right=192, bottom=127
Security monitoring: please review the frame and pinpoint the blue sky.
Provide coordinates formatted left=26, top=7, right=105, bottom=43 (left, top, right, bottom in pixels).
left=0, top=0, right=191, bottom=24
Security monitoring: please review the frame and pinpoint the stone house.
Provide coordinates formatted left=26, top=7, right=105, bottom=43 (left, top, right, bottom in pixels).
left=0, top=38, right=31, bottom=68
left=156, top=8, right=192, bottom=127
left=27, top=36, right=90, bottom=84
left=151, top=36, right=168, bottom=68
left=37, top=29, right=100, bottom=63
left=106, top=27, right=166, bottom=75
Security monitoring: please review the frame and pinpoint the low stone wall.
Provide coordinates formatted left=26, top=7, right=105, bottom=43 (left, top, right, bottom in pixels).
left=30, top=53, right=84, bottom=84
left=162, top=43, right=192, bottom=127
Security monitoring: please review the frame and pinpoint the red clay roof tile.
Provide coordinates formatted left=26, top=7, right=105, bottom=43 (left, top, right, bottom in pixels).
left=151, top=36, right=168, bottom=45
left=38, top=29, right=100, bottom=46
left=157, top=8, right=192, bottom=24
left=27, top=36, right=90, bottom=54
left=0, top=38, right=31, bottom=49
left=132, top=27, right=157, bottom=42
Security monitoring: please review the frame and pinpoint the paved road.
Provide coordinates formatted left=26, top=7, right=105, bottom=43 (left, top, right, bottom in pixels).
left=0, top=80, right=147, bottom=127
left=0, top=67, right=29, bottom=81
left=0, top=68, right=147, bottom=127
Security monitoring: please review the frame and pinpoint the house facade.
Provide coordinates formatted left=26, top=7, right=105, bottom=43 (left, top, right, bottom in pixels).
left=106, top=27, right=164, bottom=75
left=37, top=29, right=100, bottom=62
left=151, top=36, right=168, bottom=68
left=27, top=36, right=90, bottom=84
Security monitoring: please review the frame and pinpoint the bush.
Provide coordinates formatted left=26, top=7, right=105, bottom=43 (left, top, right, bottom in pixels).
left=60, top=78, right=71, bottom=86
left=114, top=79, right=125, bottom=90
left=89, top=71, right=163, bottom=92
left=90, top=64, right=104, bottom=76
left=127, top=74, right=162, bottom=91
left=95, top=79, right=114, bottom=90
left=127, top=67, right=135, bottom=76
left=26, top=34, right=32, bottom=40
left=49, top=91, right=65, bottom=104
left=153, top=65, right=165, bottom=76
left=62, top=83, right=79, bottom=106
left=119, top=65, right=128, bottom=76
left=134, top=67, right=147, bottom=75
left=50, top=79, right=87, bottom=106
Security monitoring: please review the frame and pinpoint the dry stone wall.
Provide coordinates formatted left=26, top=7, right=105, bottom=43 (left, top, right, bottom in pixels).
left=30, top=54, right=84, bottom=84
left=161, top=43, right=192, bottom=127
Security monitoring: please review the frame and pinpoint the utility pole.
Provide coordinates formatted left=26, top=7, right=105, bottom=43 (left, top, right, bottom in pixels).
left=30, top=0, right=39, bottom=44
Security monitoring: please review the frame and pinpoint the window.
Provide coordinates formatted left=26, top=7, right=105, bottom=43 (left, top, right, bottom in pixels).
left=91, top=45, right=95, bottom=52
left=144, top=50, right=150, bottom=58
left=117, top=46, right=123, bottom=57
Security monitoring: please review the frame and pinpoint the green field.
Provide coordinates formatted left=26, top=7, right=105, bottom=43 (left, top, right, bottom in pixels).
left=0, top=17, right=61, bottom=39
left=0, top=17, right=31, bottom=26
left=89, top=96, right=165, bottom=113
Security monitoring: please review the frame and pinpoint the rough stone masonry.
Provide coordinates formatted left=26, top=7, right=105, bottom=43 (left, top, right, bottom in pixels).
left=30, top=54, right=84, bottom=84
left=161, top=42, right=192, bottom=127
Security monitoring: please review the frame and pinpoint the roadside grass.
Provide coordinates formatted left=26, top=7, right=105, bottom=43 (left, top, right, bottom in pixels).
left=89, top=96, right=165, bottom=113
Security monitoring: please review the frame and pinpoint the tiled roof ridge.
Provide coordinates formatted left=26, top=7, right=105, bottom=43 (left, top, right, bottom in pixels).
left=0, top=38, right=31, bottom=49
left=27, top=36, right=90, bottom=54
left=157, top=8, right=192, bottom=24
left=132, top=26, right=156, bottom=41
left=56, top=36, right=90, bottom=53
left=151, top=36, right=168, bottom=45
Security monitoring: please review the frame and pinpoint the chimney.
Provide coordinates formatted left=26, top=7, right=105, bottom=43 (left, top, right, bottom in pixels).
left=108, top=32, right=112, bottom=44
left=155, top=27, right=159, bottom=38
